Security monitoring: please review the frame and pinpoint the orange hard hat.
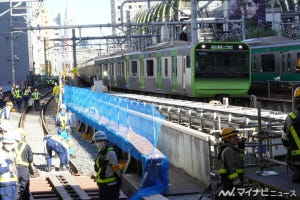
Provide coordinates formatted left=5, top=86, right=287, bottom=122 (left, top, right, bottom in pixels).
left=294, top=87, right=300, bottom=98
left=221, top=127, right=239, bottom=140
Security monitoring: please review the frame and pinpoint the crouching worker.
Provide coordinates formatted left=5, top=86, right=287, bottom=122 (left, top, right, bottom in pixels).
left=94, top=131, right=121, bottom=200
left=43, top=135, right=69, bottom=172
left=218, top=127, right=244, bottom=199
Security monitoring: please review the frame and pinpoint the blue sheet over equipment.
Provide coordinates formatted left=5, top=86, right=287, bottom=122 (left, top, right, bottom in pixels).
left=63, top=86, right=169, bottom=199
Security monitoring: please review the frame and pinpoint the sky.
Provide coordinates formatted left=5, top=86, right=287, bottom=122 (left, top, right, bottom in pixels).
left=44, top=0, right=112, bottom=36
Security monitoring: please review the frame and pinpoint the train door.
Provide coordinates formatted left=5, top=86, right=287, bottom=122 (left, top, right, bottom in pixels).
left=156, top=53, right=162, bottom=90
left=139, top=54, right=145, bottom=88
left=280, top=51, right=290, bottom=81
left=125, top=56, right=130, bottom=87
left=171, top=52, right=178, bottom=92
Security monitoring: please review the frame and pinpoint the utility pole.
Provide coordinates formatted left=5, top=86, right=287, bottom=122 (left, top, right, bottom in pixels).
left=44, top=38, right=48, bottom=76
left=10, top=0, right=16, bottom=84
left=191, top=0, right=198, bottom=45
left=241, top=0, right=246, bottom=40
left=72, top=29, right=78, bottom=86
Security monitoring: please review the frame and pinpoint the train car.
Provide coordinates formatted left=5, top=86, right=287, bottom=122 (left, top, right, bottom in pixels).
left=244, top=36, right=300, bottom=97
left=79, top=40, right=251, bottom=98
left=245, top=36, right=300, bottom=82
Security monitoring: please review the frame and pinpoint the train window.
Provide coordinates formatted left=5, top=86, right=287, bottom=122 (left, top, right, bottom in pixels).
left=253, top=55, right=257, bottom=72
left=282, top=54, right=285, bottom=72
left=164, top=58, right=169, bottom=77
left=146, top=60, right=154, bottom=77
left=117, top=62, right=121, bottom=75
left=287, top=54, right=291, bottom=72
left=195, top=51, right=248, bottom=79
left=131, top=60, right=138, bottom=76
left=121, top=61, right=125, bottom=76
left=186, top=55, right=190, bottom=68
left=261, top=54, right=275, bottom=72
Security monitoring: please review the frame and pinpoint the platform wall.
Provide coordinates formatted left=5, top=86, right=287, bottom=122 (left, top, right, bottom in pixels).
left=157, top=121, right=211, bottom=186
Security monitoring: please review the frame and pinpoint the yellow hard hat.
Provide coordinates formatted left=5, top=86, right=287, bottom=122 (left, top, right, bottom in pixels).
left=34, top=88, right=38, bottom=91
left=294, top=87, right=300, bottom=98
left=221, top=127, right=239, bottom=140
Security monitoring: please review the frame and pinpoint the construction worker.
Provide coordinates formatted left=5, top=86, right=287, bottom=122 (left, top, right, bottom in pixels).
left=0, top=101, right=13, bottom=120
left=52, top=82, right=60, bottom=104
left=55, top=104, right=70, bottom=129
left=282, top=86, right=300, bottom=183
left=10, top=83, right=16, bottom=102
left=0, top=132, right=18, bottom=200
left=14, top=85, right=23, bottom=113
left=94, top=131, right=121, bottom=200
left=13, top=128, right=33, bottom=200
left=23, top=86, right=32, bottom=108
left=32, top=88, right=41, bottom=111
left=218, top=127, right=244, bottom=199
left=0, top=120, right=13, bottom=145
left=0, top=86, right=4, bottom=109
left=43, top=134, right=69, bottom=172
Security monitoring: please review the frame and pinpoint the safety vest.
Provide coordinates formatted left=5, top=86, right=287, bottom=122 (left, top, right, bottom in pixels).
left=219, top=145, right=244, bottom=182
left=33, top=92, right=40, bottom=100
left=53, top=86, right=59, bottom=96
left=15, top=89, right=22, bottom=99
left=24, top=89, right=30, bottom=96
left=58, top=113, right=68, bottom=128
left=15, top=142, right=30, bottom=167
left=288, top=112, right=300, bottom=156
left=0, top=149, right=18, bottom=183
left=95, top=147, right=117, bottom=184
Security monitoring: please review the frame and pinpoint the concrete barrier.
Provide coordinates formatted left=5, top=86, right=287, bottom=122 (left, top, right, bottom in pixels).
left=158, top=120, right=212, bottom=186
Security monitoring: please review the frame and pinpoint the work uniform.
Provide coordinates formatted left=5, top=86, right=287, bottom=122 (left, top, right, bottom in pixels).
left=94, top=145, right=120, bottom=200
left=52, top=85, right=60, bottom=103
left=0, top=147, right=18, bottom=200
left=56, top=112, right=70, bottom=129
left=23, top=88, right=32, bottom=107
left=282, top=110, right=300, bottom=183
left=45, top=136, right=69, bottom=171
left=15, top=141, right=33, bottom=200
left=219, top=142, right=244, bottom=195
left=32, top=90, right=41, bottom=110
left=0, top=107, right=10, bottom=120
left=14, top=88, right=23, bottom=112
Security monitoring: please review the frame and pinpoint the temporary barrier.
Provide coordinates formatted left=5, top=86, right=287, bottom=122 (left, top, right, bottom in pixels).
left=63, top=86, right=169, bottom=199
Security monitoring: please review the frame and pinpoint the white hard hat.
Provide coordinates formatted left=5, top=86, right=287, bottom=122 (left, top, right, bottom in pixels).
left=2, top=132, right=16, bottom=143
left=12, top=130, right=21, bottom=141
left=60, top=104, right=66, bottom=110
left=0, top=120, right=13, bottom=132
left=94, top=131, right=108, bottom=141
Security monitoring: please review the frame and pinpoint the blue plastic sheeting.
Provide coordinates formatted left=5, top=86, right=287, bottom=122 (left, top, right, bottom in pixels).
left=63, top=86, right=169, bottom=199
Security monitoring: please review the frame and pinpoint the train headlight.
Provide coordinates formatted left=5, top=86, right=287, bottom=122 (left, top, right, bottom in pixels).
left=238, top=45, right=243, bottom=49
left=201, top=44, right=206, bottom=49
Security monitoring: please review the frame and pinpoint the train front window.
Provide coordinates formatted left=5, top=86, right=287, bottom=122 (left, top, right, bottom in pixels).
left=195, top=51, right=249, bottom=79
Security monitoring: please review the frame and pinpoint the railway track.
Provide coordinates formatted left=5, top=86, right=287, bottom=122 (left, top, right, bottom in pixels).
left=16, top=91, right=102, bottom=200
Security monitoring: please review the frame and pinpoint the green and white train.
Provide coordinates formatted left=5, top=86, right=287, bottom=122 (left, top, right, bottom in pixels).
left=78, top=41, right=251, bottom=98
left=247, top=37, right=300, bottom=82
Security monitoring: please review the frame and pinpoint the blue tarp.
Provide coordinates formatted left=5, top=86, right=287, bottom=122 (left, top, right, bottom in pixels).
left=63, top=86, right=169, bottom=199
